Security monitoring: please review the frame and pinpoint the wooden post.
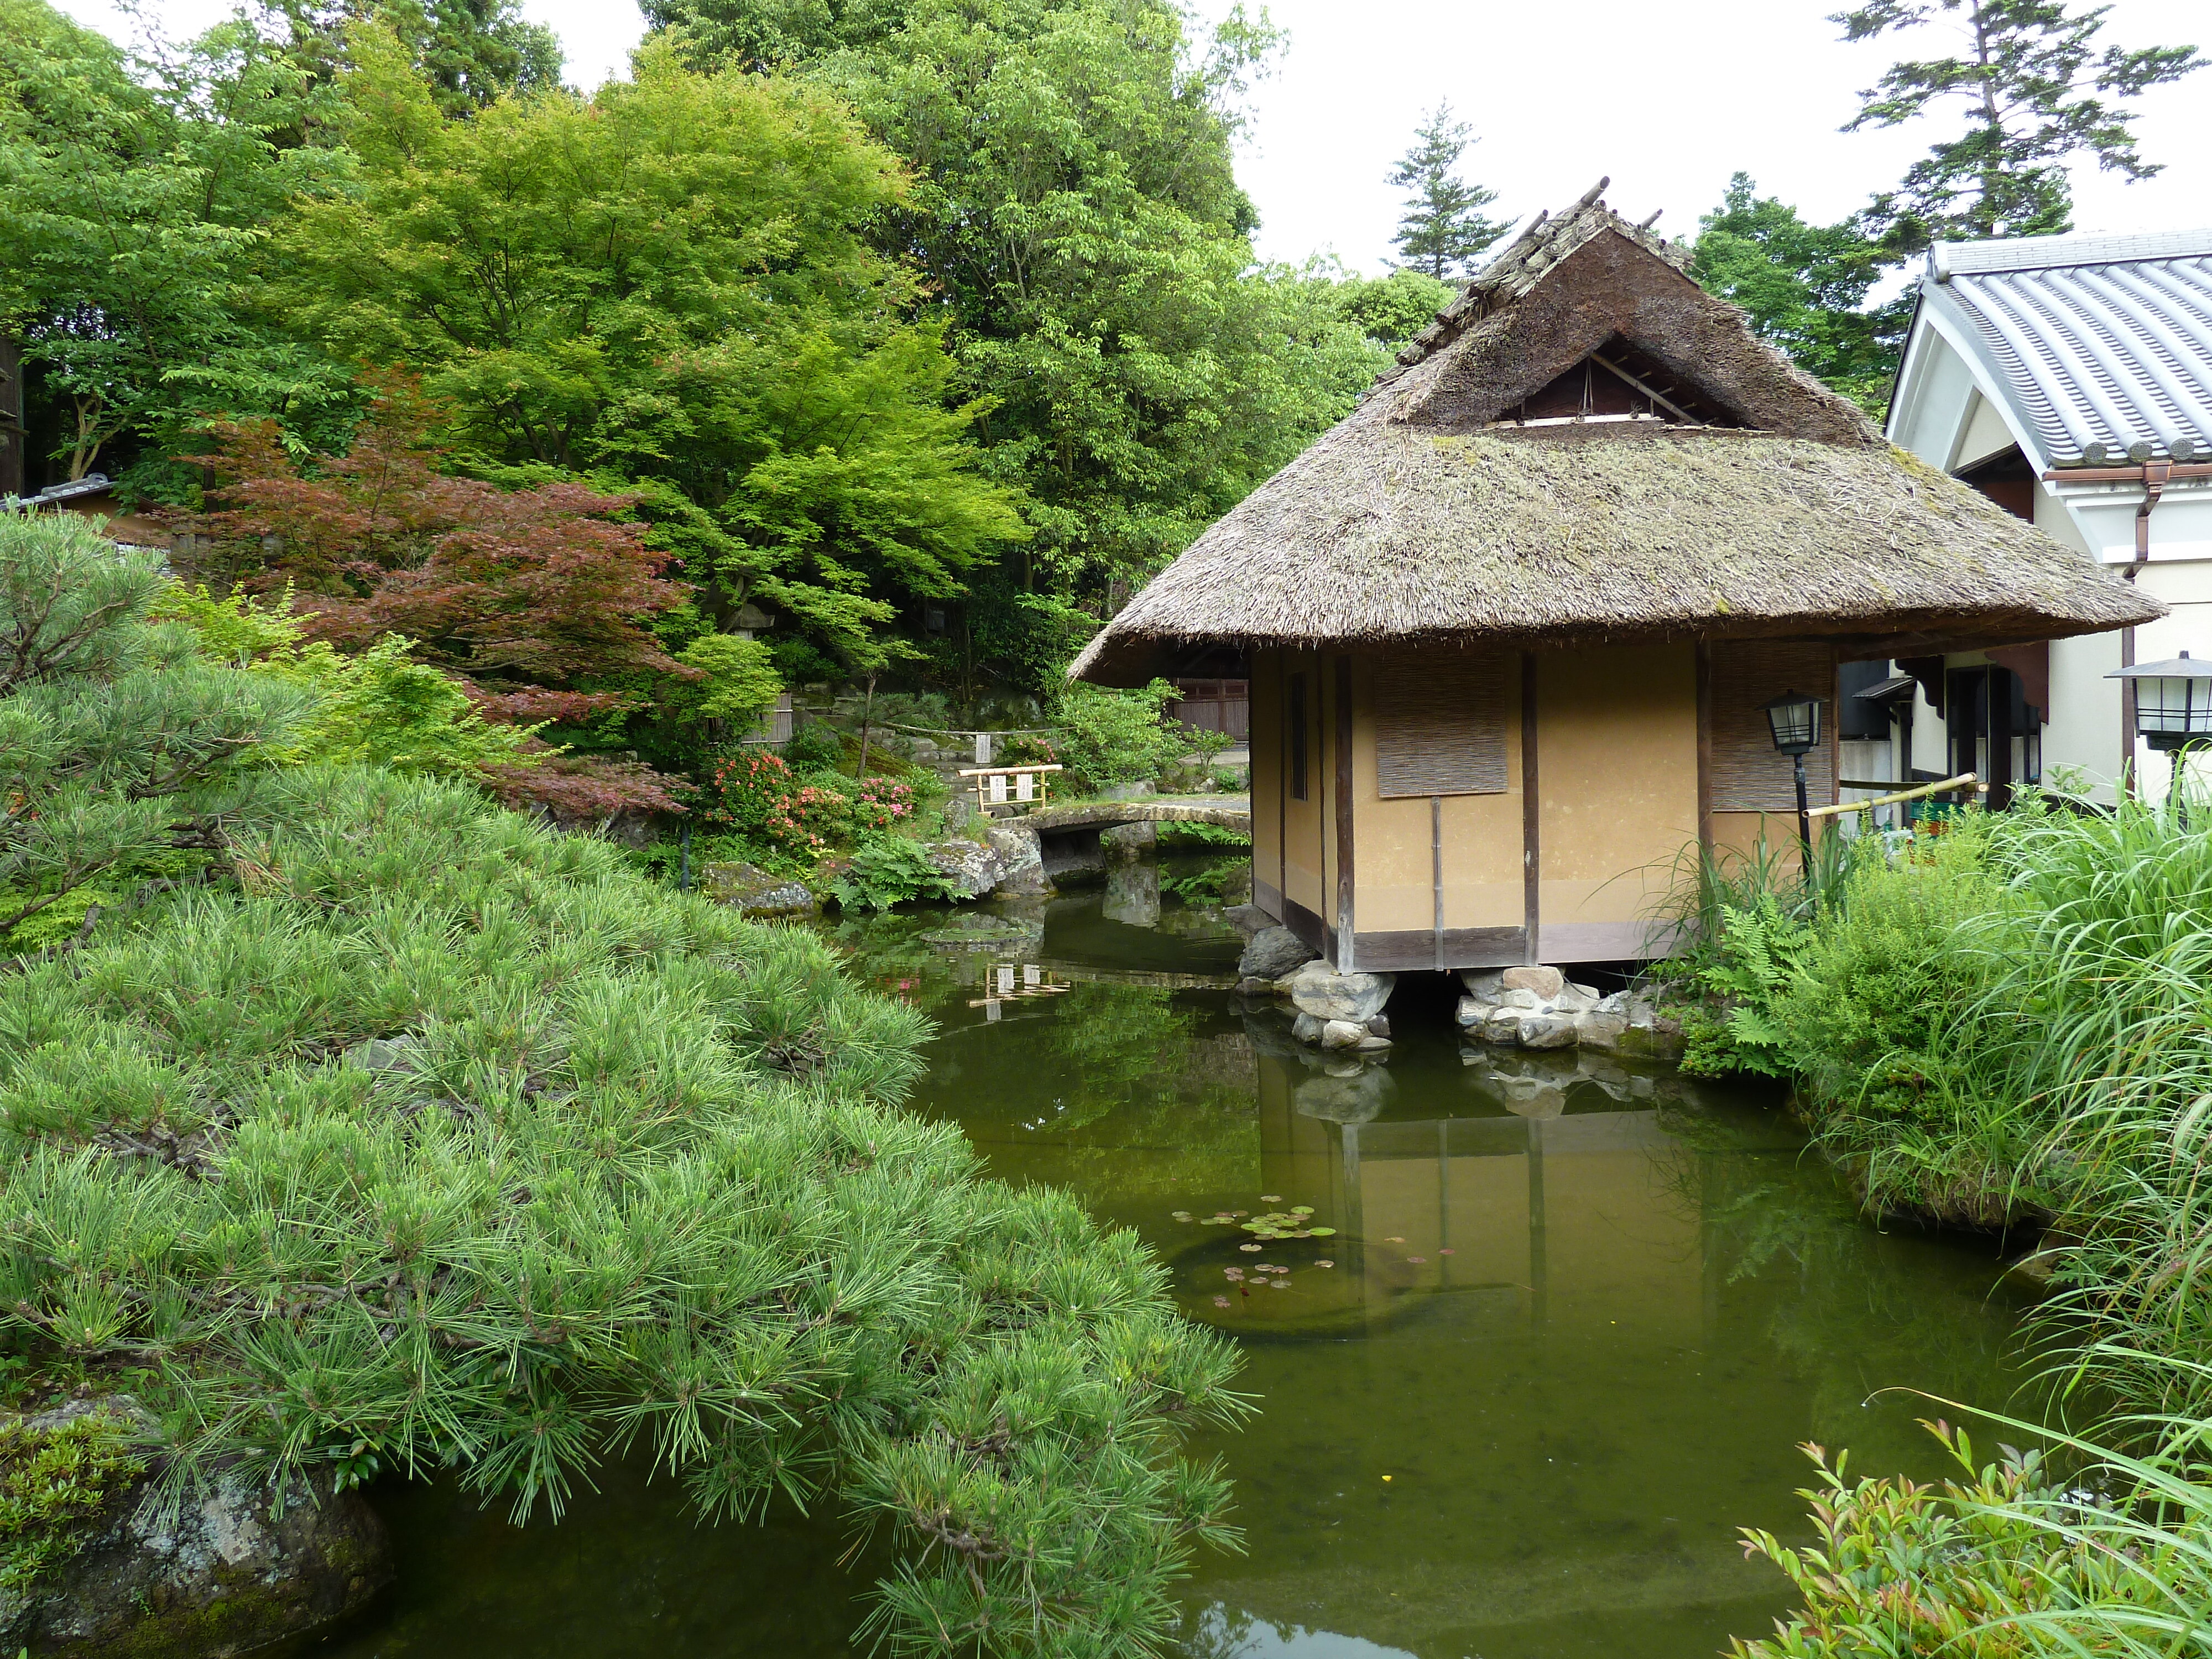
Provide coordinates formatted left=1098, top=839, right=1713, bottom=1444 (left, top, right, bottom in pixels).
left=1431, top=794, right=1444, bottom=972
left=1694, top=641, right=1713, bottom=853
left=1520, top=653, right=1540, bottom=966
left=1333, top=655, right=1355, bottom=970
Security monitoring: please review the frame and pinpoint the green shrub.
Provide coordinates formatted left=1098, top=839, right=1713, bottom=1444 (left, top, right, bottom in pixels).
left=154, top=585, right=543, bottom=777
left=1778, top=820, right=2007, bottom=1121
left=831, top=838, right=960, bottom=912
left=1051, top=681, right=1182, bottom=794
left=781, top=719, right=845, bottom=771
left=0, top=1413, right=148, bottom=1592
left=671, top=632, right=783, bottom=731
left=1678, top=892, right=1818, bottom=1079
left=1738, top=1418, right=2212, bottom=1659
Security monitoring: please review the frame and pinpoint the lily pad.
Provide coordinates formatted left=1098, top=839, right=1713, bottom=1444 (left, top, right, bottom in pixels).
left=1292, top=1206, right=1314, bottom=1215
left=1307, top=1227, right=1336, bottom=1237
left=1314, top=1259, right=1334, bottom=1268
left=1239, top=1243, right=1261, bottom=1252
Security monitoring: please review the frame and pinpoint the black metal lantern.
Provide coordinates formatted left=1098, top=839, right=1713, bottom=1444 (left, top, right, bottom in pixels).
left=1760, top=690, right=1824, bottom=864
left=2109, top=652, right=2212, bottom=754
left=1761, top=690, right=1823, bottom=757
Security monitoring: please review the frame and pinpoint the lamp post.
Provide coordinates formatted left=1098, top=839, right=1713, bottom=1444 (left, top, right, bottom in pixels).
left=2107, top=651, right=2212, bottom=811
left=1761, top=689, right=1823, bottom=870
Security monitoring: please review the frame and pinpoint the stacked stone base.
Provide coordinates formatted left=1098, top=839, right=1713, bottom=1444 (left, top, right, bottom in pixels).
left=1454, top=966, right=1675, bottom=1054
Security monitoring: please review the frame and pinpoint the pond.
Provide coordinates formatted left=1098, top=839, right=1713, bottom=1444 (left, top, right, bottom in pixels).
left=312, top=854, right=2037, bottom=1659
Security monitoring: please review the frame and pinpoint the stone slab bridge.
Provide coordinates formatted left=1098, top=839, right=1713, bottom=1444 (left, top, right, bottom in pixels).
left=1014, top=796, right=1250, bottom=881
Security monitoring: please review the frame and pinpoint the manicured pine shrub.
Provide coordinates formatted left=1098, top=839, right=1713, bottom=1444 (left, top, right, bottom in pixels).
left=0, top=512, right=1248, bottom=1657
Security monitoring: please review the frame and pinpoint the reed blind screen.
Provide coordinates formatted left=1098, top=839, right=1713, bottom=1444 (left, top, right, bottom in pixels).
left=1374, top=653, right=1509, bottom=798
left=1709, top=641, right=1836, bottom=811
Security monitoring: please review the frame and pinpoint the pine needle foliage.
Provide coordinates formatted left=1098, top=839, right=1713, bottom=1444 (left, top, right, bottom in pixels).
left=0, top=518, right=1248, bottom=1656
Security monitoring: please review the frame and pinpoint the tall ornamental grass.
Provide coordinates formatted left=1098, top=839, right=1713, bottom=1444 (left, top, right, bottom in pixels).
left=1701, top=791, right=2212, bottom=1656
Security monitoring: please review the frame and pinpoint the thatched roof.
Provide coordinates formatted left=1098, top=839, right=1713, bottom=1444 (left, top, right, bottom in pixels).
left=1072, top=182, right=2163, bottom=686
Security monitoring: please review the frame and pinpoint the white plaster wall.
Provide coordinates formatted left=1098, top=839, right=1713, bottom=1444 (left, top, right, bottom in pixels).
left=1954, top=391, right=2016, bottom=471
left=1891, top=336, right=1981, bottom=468
left=2045, top=630, right=2124, bottom=799
left=1908, top=686, right=1945, bottom=775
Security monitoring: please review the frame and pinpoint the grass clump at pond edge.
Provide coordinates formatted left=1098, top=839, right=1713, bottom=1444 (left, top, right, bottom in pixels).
left=1670, top=795, right=2212, bottom=1656
left=0, top=515, right=1248, bottom=1658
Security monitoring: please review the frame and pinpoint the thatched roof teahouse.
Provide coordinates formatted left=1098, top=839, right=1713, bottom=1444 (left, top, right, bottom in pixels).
left=1072, top=182, right=2163, bottom=972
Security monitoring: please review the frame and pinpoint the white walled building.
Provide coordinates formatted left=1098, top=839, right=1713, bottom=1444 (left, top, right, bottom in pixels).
left=1880, top=228, right=2212, bottom=804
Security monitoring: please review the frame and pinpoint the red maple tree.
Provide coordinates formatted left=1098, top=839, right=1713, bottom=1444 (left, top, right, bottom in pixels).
left=177, top=378, right=692, bottom=817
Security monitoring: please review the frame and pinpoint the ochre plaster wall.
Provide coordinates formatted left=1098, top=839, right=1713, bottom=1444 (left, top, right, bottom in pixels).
left=1535, top=645, right=1699, bottom=956
left=1348, top=654, right=1526, bottom=934
left=1709, top=810, right=1813, bottom=876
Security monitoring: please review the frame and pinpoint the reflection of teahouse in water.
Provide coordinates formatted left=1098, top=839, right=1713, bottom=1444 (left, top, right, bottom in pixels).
left=1071, top=181, right=2160, bottom=973
left=1189, top=1039, right=1709, bottom=1339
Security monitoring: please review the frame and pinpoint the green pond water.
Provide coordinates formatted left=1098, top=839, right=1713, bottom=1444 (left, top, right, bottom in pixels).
left=310, top=859, right=2037, bottom=1659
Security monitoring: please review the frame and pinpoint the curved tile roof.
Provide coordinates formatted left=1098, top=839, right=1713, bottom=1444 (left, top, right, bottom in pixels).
left=1923, top=229, right=2212, bottom=468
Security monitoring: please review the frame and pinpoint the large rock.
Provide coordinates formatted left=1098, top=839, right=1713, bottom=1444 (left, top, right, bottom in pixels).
left=700, top=862, right=819, bottom=917
left=1319, top=1019, right=1367, bottom=1050
left=924, top=838, right=1004, bottom=900
left=0, top=1404, right=392, bottom=1658
left=1292, top=1012, right=1324, bottom=1044
left=1295, top=1065, right=1395, bottom=1123
left=1459, top=969, right=1506, bottom=1000
left=1239, top=926, right=1318, bottom=982
left=1478, top=1008, right=1523, bottom=1045
left=984, top=824, right=1054, bottom=897
left=1517, top=1013, right=1580, bottom=1050
left=1222, top=904, right=1271, bottom=942
left=1501, top=965, right=1564, bottom=999
left=1287, top=962, right=1395, bottom=1024
left=1574, top=1009, right=1630, bottom=1051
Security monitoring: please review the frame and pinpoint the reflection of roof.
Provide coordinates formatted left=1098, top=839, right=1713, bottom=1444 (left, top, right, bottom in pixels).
left=1921, top=231, right=2212, bottom=469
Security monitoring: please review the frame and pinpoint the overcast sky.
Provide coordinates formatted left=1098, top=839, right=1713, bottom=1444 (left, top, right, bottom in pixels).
left=55, top=0, right=2212, bottom=272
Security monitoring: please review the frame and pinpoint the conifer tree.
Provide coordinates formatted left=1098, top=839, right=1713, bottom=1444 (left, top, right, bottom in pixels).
left=1386, top=101, right=1507, bottom=280
left=1834, top=0, right=2201, bottom=253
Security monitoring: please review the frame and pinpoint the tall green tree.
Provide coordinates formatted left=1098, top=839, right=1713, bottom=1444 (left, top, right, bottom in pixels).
left=1691, top=174, right=1912, bottom=417
left=0, top=0, right=354, bottom=488
left=1326, top=267, right=1455, bottom=353
left=274, top=28, right=1028, bottom=679
left=1835, top=0, right=2201, bottom=252
left=644, top=0, right=1387, bottom=601
left=1386, top=101, right=1507, bottom=279
left=372, top=0, right=563, bottom=110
